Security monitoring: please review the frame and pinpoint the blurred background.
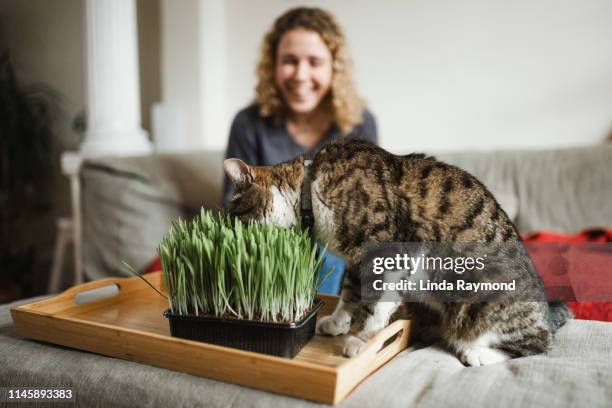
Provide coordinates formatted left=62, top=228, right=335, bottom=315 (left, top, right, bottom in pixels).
left=1, top=0, right=611, bottom=302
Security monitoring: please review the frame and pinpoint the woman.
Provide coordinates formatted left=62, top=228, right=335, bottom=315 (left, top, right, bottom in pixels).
left=223, top=7, right=378, bottom=293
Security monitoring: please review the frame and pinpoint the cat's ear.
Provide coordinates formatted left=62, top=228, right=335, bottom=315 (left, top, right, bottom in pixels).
left=224, top=158, right=254, bottom=187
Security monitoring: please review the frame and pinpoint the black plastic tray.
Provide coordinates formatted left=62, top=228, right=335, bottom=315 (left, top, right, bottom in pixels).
left=163, top=299, right=324, bottom=358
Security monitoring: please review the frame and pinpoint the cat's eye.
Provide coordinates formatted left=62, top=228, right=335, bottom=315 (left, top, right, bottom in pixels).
left=230, top=200, right=255, bottom=217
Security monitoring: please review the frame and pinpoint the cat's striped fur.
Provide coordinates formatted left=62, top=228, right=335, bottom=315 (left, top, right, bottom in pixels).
left=224, top=138, right=571, bottom=366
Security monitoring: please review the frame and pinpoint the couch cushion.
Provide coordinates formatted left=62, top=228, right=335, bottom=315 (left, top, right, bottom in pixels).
left=81, top=151, right=223, bottom=280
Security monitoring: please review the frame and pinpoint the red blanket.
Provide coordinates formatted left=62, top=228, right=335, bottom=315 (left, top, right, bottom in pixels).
left=523, top=228, right=612, bottom=322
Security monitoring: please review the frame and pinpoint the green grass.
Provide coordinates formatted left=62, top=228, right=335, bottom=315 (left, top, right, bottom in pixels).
left=154, top=209, right=327, bottom=324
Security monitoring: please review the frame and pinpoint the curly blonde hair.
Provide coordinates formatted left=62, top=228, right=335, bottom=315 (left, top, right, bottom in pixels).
left=255, top=7, right=365, bottom=135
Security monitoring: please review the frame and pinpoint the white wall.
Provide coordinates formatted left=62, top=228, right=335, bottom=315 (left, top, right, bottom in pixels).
left=169, top=0, right=612, bottom=153
left=156, top=0, right=203, bottom=151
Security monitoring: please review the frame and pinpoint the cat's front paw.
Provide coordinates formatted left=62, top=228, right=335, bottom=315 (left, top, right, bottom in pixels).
left=342, top=335, right=369, bottom=357
left=460, top=346, right=511, bottom=367
left=316, top=315, right=351, bottom=336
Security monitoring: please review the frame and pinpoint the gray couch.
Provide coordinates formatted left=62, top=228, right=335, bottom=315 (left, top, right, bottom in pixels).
left=1, top=144, right=611, bottom=407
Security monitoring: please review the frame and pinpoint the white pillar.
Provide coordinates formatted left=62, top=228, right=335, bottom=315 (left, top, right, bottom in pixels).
left=81, top=0, right=152, bottom=156
left=49, top=0, right=151, bottom=290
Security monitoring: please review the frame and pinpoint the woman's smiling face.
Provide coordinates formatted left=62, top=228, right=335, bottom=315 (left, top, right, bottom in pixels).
left=275, top=28, right=333, bottom=115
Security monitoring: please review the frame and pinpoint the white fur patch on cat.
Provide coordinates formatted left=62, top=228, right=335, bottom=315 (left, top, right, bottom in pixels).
left=359, top=302, right=400, bottom=339
left=317, top=299, right=353, bottom=336
left=461, top=346, right=511, bottom=366
left=266, top=186, right=299, bottom=228
left=343, top=336, right=369, bottom=357
left=455, top=331, right=512, bottom=366
left=454, top=331, right=508, bottom=353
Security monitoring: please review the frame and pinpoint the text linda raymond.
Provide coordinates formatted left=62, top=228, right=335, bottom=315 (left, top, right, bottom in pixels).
left=372, top=279, right=517, bottom=292
left=369, top=253, right=517, bottom=293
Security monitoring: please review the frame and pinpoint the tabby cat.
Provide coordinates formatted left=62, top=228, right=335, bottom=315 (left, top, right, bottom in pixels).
left=224, top=138, right=571, bottom=366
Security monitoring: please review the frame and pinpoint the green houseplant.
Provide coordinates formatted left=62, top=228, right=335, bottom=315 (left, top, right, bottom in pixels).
left=148, top=209, right=327, bottom=358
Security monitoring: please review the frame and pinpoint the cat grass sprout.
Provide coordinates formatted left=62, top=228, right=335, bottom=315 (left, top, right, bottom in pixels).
left=158, top=209, right=326, bottom=324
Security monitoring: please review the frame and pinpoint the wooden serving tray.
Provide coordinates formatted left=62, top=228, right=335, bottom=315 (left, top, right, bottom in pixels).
left=11, top=272, right=410, bottom=405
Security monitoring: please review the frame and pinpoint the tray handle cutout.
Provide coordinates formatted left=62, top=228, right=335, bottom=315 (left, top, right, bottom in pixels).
left=362, top=321, right=407, bottom=361
left=74, top=284, right=120, bottom=305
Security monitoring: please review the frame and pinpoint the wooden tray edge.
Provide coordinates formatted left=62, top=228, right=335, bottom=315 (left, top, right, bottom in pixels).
left=10, top=273, right=411, bottom=405
left=333, top=319, right=411, bottom=403
left=11, top=307, right=340, bottom=403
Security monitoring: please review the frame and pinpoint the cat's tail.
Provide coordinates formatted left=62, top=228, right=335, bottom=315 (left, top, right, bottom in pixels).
left=548, top=301, right=573, bottom=333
